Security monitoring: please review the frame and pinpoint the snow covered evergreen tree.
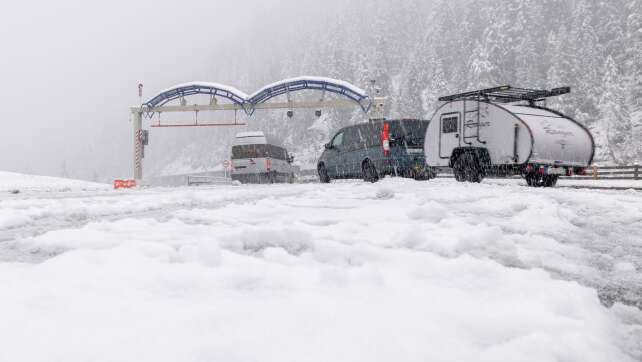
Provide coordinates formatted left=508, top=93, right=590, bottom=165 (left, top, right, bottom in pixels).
left=147, top=0, right=642, bottom=174
left=596, top=56, right=630, bottom=163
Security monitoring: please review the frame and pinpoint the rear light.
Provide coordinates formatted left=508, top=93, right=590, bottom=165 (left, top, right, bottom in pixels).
left=538, top=166, right=545, bottom=175
left=578, top=168, right=587, bottom=176
left=566, top=168, right=573, bottom=177
left=382, top=122, right=390, bottom=156
left=525, top=164, right=533, bottom=173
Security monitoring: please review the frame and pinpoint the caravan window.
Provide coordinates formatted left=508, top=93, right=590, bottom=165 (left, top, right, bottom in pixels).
left=441, top=116, right=459, bottom=133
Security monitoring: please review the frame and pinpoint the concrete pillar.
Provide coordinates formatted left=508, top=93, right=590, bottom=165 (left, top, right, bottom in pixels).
left=133, top=111, right=143, bottom=180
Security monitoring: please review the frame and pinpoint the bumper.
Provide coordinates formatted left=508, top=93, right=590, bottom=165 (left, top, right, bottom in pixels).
left=231, top=172, right=292, bottom=184
left=383, top=159, right=434, bottom=179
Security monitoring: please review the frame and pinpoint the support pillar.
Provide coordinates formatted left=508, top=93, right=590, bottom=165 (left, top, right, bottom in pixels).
left=133, top=111, right=143, bottom=180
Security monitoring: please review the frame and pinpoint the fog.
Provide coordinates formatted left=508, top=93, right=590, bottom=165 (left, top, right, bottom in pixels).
left=2, top=0, right=640, bottom=180
left=0, top=0, right=344, bottom=180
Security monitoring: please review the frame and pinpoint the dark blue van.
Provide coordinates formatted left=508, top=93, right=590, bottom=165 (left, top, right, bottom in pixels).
left=317, top=119, right=434, bottom=183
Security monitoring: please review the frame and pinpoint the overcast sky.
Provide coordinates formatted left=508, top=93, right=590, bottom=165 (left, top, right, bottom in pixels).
left=0, top=0, right=341, bottom=179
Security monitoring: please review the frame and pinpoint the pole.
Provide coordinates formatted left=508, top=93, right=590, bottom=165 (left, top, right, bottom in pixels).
left=133, top=111, right=143, bottom=180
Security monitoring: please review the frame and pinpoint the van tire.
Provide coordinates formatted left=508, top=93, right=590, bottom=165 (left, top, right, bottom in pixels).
left=362, top=159, right=379, bottom=183
left=413, top=169, right=432, bottom=181
left=454, top=153, right=483, bottom=183
left=318, top=163, right=331, bottom=183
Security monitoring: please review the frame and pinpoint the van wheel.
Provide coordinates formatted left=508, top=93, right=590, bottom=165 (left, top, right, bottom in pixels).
left=414, top=168, right=433, bottom=181
left=362, top=160, right=379, bottom=183
left=454, top=153, right=482, bottom=183
left=318, top=164, right=330, bottom=183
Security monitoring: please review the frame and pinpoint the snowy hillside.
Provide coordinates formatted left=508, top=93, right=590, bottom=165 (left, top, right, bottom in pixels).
left=0, top=171, right=110, bottom=193
left=0, top=179, right=640, bottom=361
left=145, top=0, right=641, bottom=176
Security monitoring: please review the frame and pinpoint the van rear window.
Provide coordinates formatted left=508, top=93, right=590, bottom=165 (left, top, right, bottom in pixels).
left=232, top=144, right=287, bottom=160
left=397, top=120, right=429, bottom=147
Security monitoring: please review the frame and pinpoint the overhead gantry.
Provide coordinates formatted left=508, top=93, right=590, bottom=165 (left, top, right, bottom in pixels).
left=129, top=76, right=385, bottom=180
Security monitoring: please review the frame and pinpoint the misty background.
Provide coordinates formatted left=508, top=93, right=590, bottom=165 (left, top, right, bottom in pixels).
left=0, top=0, right=640, bottom=181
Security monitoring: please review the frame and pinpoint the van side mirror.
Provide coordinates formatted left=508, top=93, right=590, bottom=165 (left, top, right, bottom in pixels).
left=287, top=155, right=295, bottom=163
left=324, top=143, right=332, bottom=150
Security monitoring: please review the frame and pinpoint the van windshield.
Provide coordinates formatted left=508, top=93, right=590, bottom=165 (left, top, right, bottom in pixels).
left=232, top=144, right=287, bottom=160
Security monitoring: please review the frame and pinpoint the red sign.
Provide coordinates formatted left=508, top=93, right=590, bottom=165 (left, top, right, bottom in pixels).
left=114, top=179, right=137, bottom=189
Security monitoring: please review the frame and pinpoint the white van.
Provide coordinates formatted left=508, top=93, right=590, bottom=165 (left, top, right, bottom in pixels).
left=230, top=131, right=295, bottom=183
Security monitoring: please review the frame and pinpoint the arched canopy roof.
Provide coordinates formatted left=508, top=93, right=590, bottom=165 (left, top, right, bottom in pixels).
left=247, top=76, right=371, bottom=112
left=142, top=77, right=371, bottom=115
left=144, top=82, right=248, bottom=108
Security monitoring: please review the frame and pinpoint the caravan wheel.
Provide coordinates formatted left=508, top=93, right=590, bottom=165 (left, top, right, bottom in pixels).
left=454, top=153, right=483, bottom=183
left=544, top=175, right=559, bottom=187
left=525, top=174, right=558, bottom=187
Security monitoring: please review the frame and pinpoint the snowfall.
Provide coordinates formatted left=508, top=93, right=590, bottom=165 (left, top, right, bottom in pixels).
left=0, top=171, right=641, bottom=362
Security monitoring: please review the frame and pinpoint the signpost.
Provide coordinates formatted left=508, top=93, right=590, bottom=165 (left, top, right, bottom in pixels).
left=223, top=160, right=231, bottom=179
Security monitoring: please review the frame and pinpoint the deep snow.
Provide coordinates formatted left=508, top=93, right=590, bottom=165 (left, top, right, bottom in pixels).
left=0, top=176, right=641, bottom=361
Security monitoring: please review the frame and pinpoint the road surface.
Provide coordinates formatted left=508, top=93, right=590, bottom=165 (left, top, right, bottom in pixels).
left=0, top=178, right=640, bottom=361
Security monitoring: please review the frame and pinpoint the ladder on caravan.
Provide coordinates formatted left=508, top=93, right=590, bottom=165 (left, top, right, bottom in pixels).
left=462, top=100, right=484, bottom=145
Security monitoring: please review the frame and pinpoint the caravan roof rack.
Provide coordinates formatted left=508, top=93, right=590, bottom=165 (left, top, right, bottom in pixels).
left=438, top=85, right=570, bottom=103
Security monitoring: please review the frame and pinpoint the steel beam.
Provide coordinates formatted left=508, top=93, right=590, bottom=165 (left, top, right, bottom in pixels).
left=130, top=99, right=362, bottom=114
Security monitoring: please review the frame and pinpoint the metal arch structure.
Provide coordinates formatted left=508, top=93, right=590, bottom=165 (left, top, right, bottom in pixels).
left=247, top=77, right=372, bottom=114
left=143, top=82, right=249, bottom=110
left=130, top=77, right=384, bottom=181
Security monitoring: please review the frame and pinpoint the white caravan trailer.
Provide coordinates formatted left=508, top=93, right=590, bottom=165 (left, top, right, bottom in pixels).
left=230, top=131, right=295, bottom=183
left=424, top=86, right=594, bottom=187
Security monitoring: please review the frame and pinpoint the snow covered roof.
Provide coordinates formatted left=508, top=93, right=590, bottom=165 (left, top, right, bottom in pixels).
left=235, top=131, right=266, bottom=139
left=144, top=82, right=248, bottom=108
left=143, top=77, right=371, bottom=114
left=159, top=82, right=248, bottom=99
left=247, top=76, right=367, bottom=101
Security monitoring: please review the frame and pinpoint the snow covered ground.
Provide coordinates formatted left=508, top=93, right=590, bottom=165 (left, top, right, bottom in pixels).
left=0, top=171, right=110, bottom=194
left=0, top=176, right=641, bottom=361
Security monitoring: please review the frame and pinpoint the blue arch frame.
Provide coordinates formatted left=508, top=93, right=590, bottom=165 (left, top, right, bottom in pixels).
left=247, top=77, right=371, bottom=114
left=143, top=78, right=371, bottom=115
left=144, top=82, right=248, bottom=109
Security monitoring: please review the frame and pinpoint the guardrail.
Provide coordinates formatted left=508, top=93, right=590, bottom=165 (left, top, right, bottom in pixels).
left=298, top=165, right=641, bottom=181
left=187, top=175, right=232, bottom=186
left=585, top=165, right=640, bottom=180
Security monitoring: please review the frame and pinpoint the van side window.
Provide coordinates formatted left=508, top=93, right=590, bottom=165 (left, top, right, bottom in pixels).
left=356, top=126, right=366, bottom=143
left=269, top=145, right=286, bottom=160
left=442, top=116, right=459, bottom=133
left=364, top=123, right=380, bottom=147
left=343, top=127, right=362, bottom=150
left=332, top=132, right=344, bottom=147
